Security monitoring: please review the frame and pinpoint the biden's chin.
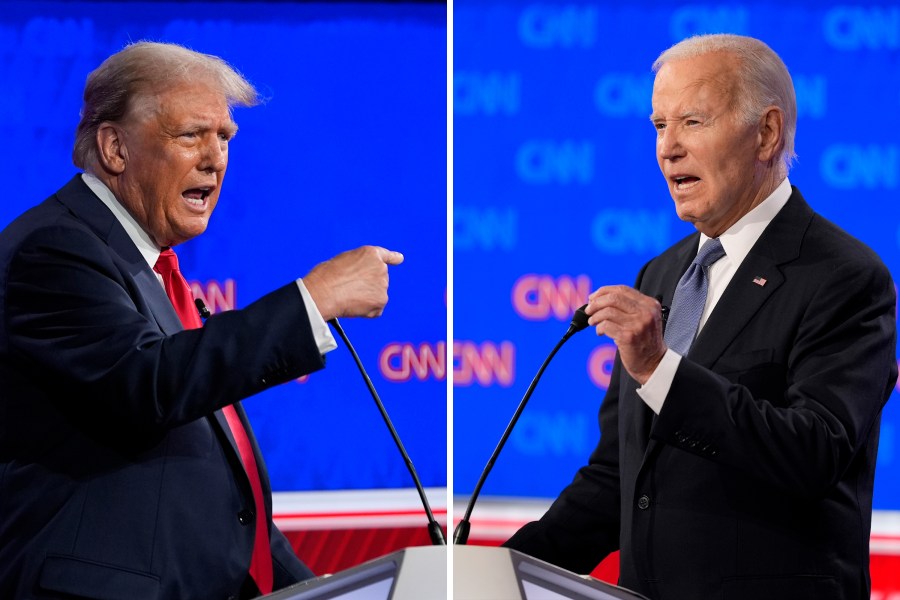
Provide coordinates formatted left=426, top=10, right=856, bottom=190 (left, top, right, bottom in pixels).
left=671, top=198, right=698, bottom=224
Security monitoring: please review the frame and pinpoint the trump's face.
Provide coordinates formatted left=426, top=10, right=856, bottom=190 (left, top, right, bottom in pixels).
left=650, top=52, right=772, bottom=238
left=114, top=80, right=237, bottom=247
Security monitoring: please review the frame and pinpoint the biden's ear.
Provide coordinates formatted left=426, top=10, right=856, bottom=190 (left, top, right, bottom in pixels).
left=757, top=106, right=785, bottom=166
left=96, top=122, right=127, bottom=175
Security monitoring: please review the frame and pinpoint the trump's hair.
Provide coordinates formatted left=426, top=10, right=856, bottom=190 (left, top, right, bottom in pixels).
left=73, top=41, right=259, bottom=169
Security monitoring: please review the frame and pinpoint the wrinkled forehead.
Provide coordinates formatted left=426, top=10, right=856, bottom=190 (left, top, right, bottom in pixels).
left=126, top=75, right=233, bottom=124
left=651, top=52, right=740, bottom=115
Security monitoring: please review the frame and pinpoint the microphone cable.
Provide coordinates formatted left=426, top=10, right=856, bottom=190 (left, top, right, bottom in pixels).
left=329, top=318, right=446, bottom=546
left=454, top=304, right=590, bottom=544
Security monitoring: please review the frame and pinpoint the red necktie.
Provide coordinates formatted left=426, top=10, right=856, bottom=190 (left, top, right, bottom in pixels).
left=154, top=248, right=274, bottom=594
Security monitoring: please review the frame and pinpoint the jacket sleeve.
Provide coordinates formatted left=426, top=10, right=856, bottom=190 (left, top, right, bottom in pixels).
left=4, top=223, right=326, bottom=437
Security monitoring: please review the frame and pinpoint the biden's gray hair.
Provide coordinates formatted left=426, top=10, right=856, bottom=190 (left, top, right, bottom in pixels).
left=653, top=34, right=797, bottom=175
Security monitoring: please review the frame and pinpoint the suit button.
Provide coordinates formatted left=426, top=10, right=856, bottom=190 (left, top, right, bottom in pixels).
left=238, top=509, right=254, bottom=525
left=637, top=495, right=651, bottom=510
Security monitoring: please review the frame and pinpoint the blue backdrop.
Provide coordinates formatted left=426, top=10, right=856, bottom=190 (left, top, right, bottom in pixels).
left=453, top=1, right=900, bottom=511
left=0, top=1, right=447, bottom=492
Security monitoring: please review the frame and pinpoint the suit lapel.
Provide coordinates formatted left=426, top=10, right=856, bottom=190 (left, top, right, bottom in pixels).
left=134, top=268, right=184, bottom=335
left=214, top=403, right=270, bottom=513
left=688, top=189, right=811, bottom=369
left=213, top=409, right=242, bottom=468
left=55, top=176, right=184, bottom=335
left=687, top=253, right=783, bottom=367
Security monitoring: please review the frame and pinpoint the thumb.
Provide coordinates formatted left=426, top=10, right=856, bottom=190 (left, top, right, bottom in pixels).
left=378, top=248, right=404, bottom=266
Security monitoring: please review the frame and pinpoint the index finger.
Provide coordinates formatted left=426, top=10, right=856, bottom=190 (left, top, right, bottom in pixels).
left=588, top=284, right=635, bottom=303
left=587, top=285, right=658, bottom=317
left=588, top=284, right=640, bottom=300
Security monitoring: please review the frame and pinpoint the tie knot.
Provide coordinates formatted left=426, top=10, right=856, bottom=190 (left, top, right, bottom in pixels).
left=695, top=238, right=726, bottom=268
left=154, top=248, right=180, bottom=277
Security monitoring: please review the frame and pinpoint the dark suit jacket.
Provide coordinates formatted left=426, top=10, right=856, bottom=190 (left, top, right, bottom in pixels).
left=506, top=187, right=898, bottom=600
left=0, top=176, right=326, bottom=599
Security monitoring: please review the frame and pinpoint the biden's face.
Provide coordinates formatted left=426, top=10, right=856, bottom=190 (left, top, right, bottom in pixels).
left=651, top=52, right=770, bottom=238
left=114, top=80, right=237, bottom=247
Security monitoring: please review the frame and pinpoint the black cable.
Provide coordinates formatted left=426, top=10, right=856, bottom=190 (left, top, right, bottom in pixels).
left=328, top=318, right=446, bottom=546
left=454, top=305, right=589, bottom=544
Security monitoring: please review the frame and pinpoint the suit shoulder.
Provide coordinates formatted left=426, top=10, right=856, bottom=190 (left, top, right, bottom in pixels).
left=805, top=213, right=891, bottom=274
left=1, top=177, right=107, bottom=259
left=0, top=209, right=113, bottom=297
left=2, top=205, right=100, bottom=262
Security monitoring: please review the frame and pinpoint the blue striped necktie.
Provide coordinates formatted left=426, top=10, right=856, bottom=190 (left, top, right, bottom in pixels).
left=664, top=238, right=726, bottom=355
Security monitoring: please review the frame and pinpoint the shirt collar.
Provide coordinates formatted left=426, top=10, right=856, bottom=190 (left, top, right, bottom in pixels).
left=698, top=176, right=792, bottom=264
left=81, top=172, right=161, bottom=269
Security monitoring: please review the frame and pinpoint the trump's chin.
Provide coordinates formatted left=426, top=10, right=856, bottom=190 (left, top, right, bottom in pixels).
left=162, top=219, right=210, bottom=247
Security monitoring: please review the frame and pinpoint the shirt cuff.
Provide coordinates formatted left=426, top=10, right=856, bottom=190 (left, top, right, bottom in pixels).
left=636, top=348, right=682, bottom=415
left=295, top=279, right=338, bottom=355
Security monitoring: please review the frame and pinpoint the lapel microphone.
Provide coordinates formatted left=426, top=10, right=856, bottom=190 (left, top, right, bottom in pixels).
left=195, top=298, right=211, bottom=320
left=655, top=295, right=670, bottom=332
left=454, top=304, right=590, bottom=545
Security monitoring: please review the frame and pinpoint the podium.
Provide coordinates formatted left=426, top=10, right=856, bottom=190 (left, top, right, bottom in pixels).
left=262, top=545, right=648, bottom=600
left=453, top=546, right=649, bottom=600
left=262, top=545, right=445, bottom=600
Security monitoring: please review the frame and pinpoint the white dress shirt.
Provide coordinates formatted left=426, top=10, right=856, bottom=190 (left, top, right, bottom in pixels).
left=81, top=173, right=337, bottom=355
left=637, top=177, right=793, bottom=414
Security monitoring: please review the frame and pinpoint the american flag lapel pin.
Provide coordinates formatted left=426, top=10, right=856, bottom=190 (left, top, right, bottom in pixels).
left=752, top=276, right=767, bottom=287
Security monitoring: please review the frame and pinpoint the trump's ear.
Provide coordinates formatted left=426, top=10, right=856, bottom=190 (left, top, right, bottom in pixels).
left=96, top=122, right=127, bottom=175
